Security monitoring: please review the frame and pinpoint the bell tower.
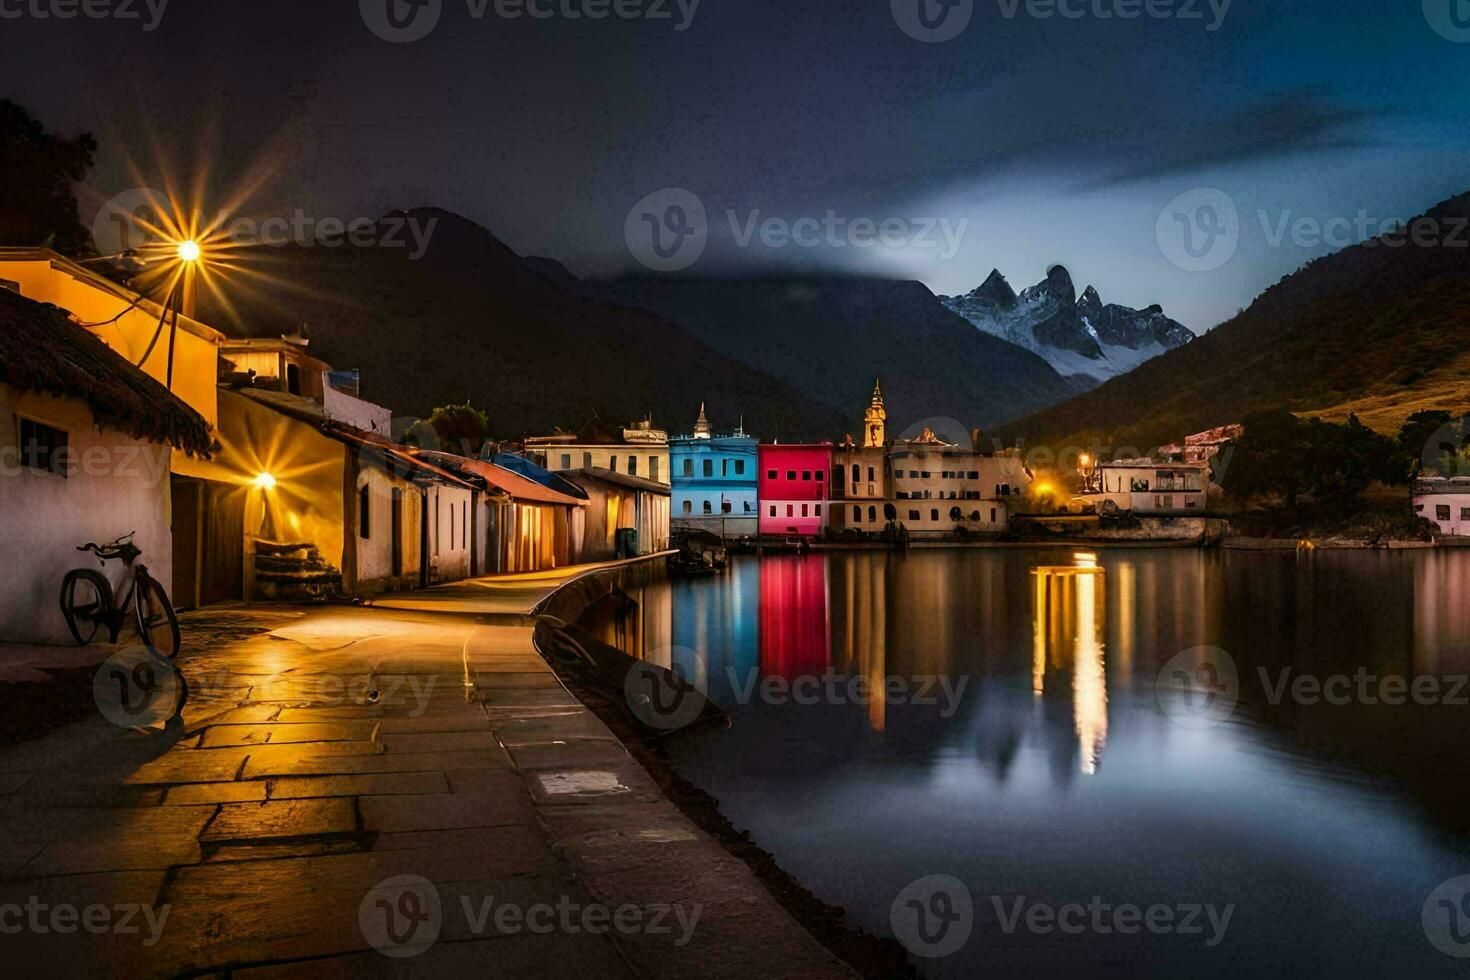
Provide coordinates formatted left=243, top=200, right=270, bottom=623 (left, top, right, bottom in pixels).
left=863, top=379, right=886, bottom=448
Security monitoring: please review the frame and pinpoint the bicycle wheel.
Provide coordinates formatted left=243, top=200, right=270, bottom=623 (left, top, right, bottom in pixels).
left=134, top=572, right=181, bottom=658
left=60, top=569, right=113, bottom=646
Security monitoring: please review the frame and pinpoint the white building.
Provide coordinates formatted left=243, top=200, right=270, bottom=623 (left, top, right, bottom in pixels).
left=0, top=287, right=212, bottom=643
left=885, top=429, right=1032, bottom=536
left=525, top=418, right=670, bottom=486
left=1413, top=478, right=1470, bottom=536
left=1079, top=459, right=1209, bottom=514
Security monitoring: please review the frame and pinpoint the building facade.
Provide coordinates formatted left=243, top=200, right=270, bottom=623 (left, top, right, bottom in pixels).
left=525, top=418, right=670, bottom=486
left=887, top=430, right=1031, bottom=536
left=829, top=382, right=891, bottom=535
left=669, top=404, right=758, bottom=539
left=1413, top=478, right=1470, bottom=536
left=1079, top=459, right=1209, bottom=513
left=564, top=468, right=671, bottom=559
left=758, top=444, right=833, bottom=537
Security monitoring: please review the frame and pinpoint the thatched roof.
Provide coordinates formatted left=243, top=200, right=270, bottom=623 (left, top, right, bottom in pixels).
left=0, top=287, right=213, bottom=455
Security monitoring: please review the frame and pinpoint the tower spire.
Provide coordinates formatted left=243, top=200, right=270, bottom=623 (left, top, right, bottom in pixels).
left=864, top=379, right=887, bottom=448
left=693, top=401, right=712, bottom=439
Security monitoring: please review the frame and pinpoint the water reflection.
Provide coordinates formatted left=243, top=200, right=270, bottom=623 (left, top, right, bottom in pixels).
left=583, top=548, right=1470, bottom=979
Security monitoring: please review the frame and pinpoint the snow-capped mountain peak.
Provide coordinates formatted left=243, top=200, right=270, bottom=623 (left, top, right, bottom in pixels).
left=940, top=267, right=1194, bottom=385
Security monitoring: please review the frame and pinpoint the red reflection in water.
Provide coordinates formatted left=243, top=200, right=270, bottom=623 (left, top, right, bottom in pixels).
left=759, top=557, right=830, bottom=678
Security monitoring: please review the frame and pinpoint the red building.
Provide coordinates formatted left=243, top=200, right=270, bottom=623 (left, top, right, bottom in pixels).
left=758, top=443, right=833, bottom=537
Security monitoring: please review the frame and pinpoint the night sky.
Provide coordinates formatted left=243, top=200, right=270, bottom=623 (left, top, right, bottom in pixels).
left=4, top=0, right=1467, bottom=330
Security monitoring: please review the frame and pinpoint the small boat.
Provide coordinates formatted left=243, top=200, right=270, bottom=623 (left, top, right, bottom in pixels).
left=669, top=529, right=728, bottom=575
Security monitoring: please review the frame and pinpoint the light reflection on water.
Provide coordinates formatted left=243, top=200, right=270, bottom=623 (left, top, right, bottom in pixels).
left=584, top=548, right=1470, bottom=978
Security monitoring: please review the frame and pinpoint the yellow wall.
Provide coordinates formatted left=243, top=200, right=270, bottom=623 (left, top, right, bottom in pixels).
left=187, top=389, right=348, bottom=570
left=0, top=257, right=221, bottom=429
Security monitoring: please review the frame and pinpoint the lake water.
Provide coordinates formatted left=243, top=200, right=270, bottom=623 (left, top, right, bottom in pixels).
left=584, top=547, right=1470, bottom=977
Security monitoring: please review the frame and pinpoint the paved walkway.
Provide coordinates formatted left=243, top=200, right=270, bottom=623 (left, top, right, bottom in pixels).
left=0, top=563, right=853, bottom=977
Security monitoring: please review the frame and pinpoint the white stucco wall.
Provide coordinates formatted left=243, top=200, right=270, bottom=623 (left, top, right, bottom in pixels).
left=0, top=384, right=173, bottom=644
left=352, top=464, right=422, bottom=591
left=425, top=484, right=473, bottom=583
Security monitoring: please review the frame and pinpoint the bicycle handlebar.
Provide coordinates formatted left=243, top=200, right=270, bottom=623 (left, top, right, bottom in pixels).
left=78, top=533, right=140, bottom=562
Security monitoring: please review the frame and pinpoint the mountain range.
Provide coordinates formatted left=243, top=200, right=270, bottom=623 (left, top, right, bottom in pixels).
left=187, top=209, right=1078, bottom=440
left=940, top=266, right=1194, bottom=384
left=999, top=191, right=1470, bottom=453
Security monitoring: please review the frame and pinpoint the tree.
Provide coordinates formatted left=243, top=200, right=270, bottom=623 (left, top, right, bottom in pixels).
left=1397, top=410, right=1467, bottom=477
left=0, top=100, right=98, bottom=255
left=425, top=402, right=490, bottom=457
left=1224, top=409, right=1408, bottom=508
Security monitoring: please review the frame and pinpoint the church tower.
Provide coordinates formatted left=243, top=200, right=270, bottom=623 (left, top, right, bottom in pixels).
left=693, top=402, right=712, bottom=439
left=863, top=380, right=886, bottom=448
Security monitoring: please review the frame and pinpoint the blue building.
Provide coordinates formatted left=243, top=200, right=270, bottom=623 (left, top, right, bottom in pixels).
left=669, top=404, right=759, bottom=539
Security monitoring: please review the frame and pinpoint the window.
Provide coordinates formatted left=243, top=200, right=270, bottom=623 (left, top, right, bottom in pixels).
left=582, top=451, right=593, bottom=468
left=802, top=470, right=811, bottom=481
left=990, top=508, right=997, bottom=523
left=921, top=471, right=931, bottom=479
left=768, top=469, right=777, bottom=480
left=908, top=509, right=920, bottom=521
left=968, top=471, right=979, bottom=480
left=769, top=505, right=777, bottom=517
left=852, top=506, right=861, bottom=522
left=1438, top=505, right=1452, bottom=521
left=735, top=460, right=745, bottom=476
left=450, top=497, right=455, bottom=546
left=815, top=470, right=824, bottom=483
left=721, top=460, right=729, bottom=477
left=434, top=495, right=441, bottom=556
left=650, top=457, right=659, bottom=482
left=560, top=454, right=572, bottom=470
left=359, top=484, right=371, bottom=538
left=1461, top=508, right=1470, bottom=522
left=703, top=500, right=713, bottom=515
left=17, top=417, right=68, bottom=476
left=462, top=501, right=467, bottom=549
left=722, top=500, right=732, bottom=514
left=801, top=504, right=809, bottom=517
left=745, top=501, right=754, bottom=513
left=786, top=504, right=794, bottom=517
left=609, top=456, right=617, bottom=473
left=930, top=509, right=939, bottom=522
left=867, top=506, right=876, bottom=523
left=683, top=459, right=694, bottom=477
left=683, top=500, right=693, bottom=515
left=852, top=464, right=860, bottom=484
left=628, top=456, right=637, bottom=476
left=867, top=466, right=875, bottom=482
left=787, top=470, right=797, bottom=481
left=703, top=459, right=714, bottom=478
left=815, top=504, right=822, bottom=516
left=833, top=467, right=844, bottom=490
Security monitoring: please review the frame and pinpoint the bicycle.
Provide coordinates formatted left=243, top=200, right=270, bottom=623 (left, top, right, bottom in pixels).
left=59, top=532, right=181, bottom=657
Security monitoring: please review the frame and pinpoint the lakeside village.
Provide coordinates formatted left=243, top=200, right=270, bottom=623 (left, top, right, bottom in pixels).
left=2, top=246, right=1468, bottom=641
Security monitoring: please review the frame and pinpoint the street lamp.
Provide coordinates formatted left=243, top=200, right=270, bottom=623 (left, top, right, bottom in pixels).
left=176, top=240, right=201, bottom=263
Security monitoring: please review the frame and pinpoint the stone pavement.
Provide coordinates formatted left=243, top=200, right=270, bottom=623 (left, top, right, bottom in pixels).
left=0, top=565, right=856, bottom=978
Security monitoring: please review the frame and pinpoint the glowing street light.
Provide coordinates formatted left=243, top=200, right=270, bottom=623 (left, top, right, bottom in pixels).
left=176, top=239, right=202, bottom=263
left=253, top=471, right=277, bottom=491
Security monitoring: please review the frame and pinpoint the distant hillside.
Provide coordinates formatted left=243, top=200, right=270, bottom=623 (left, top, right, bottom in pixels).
left=603, top=275, right=1076, bottom=435
left=998, top=191, right=1470, bottom=452
left=192, top=209, right=849, bottom=439
left=190, top=208, right=1074, bottom=440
